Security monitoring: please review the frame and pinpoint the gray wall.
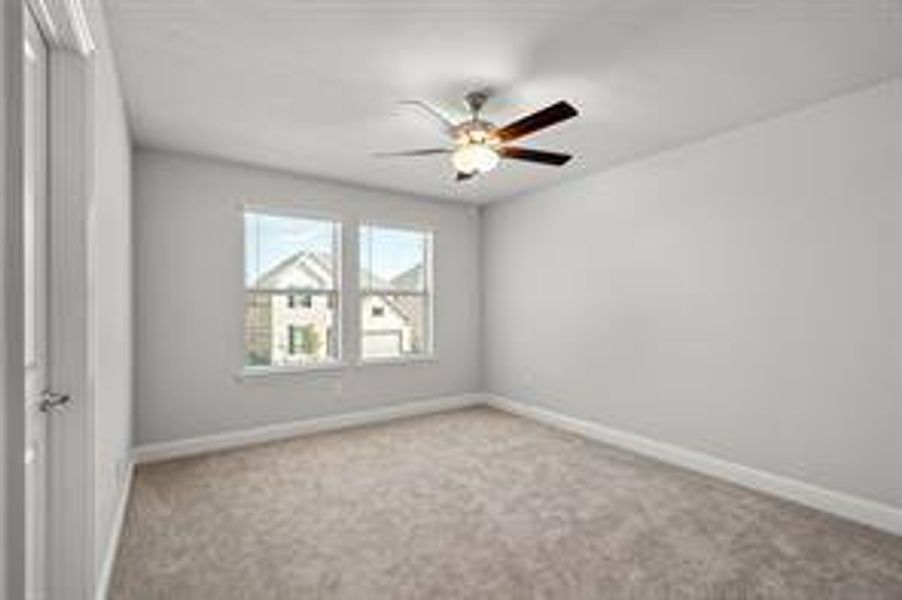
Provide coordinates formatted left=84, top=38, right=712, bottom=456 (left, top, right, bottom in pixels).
left=1, top=1, right=25, bottom=596
left=134, top=149, right=481, bottom=445
left=483, top=78, right=902, bottom=508
left=86, top=0, right=133, bottom=582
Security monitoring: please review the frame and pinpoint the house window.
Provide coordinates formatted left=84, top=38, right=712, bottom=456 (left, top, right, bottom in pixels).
left=288, top=325, right=300, bottom=354
left=359, top=225, right=432, bottom=360
left=287, top=294, right=313, bottom=309
left=244, top=211, right=340, bottom=368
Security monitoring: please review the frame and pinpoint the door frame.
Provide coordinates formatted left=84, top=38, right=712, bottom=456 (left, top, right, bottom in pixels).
left=25, top=1, right=97, bottom=598
left=24, top=8, right=50, bottom=598
left=2, top=1, right=27, bottom=598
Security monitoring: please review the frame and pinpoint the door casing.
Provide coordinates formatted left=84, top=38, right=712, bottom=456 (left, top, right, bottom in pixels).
left=24, top=8, right=49, bottom=598
left=25, top=1, right=98, bottom=598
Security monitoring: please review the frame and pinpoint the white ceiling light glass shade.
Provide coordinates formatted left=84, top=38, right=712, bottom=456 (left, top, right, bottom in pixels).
left=451, top=143, right=500, bottom=174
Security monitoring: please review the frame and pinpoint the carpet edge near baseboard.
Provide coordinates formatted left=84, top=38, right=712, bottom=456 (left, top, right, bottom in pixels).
left=485, top=394, right=902, bottom=538
left=129, top=391, right=902, bottom=538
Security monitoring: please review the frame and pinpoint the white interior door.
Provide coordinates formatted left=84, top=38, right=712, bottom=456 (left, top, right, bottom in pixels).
left=24, top=9, right=50, bottom=600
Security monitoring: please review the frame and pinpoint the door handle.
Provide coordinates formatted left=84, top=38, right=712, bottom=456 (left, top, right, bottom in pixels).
left=39, top=391, right=71, bottom=413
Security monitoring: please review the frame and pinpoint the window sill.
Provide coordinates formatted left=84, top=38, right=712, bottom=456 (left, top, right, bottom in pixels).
left=235, top=355, right=438, bottom=380
left=237, top=362, right=347, bottom=379
left=356, top=355, right=438, bottom=367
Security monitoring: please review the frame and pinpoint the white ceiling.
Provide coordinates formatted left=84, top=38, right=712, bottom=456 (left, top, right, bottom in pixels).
left=104, top=0, right=902, bottom=203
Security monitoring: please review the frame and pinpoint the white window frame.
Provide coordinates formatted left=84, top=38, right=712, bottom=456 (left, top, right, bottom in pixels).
left=240, top=205, right=344, bottom=375
left=358, top=222, right=435, bottom=365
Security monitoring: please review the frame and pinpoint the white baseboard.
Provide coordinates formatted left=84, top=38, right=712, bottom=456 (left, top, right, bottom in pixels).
left=133, top=393, right=486, bottom=464
left=486, top=395, right=902, bottom=537
left=95, top=461, right=134, bottom=600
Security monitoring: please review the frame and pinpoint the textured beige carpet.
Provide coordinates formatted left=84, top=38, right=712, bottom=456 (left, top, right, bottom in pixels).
left=111, top=407, right=902, bottom=599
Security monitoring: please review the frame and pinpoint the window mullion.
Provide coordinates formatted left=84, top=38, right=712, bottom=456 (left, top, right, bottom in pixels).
left=342, top=218, right=360, bottom=363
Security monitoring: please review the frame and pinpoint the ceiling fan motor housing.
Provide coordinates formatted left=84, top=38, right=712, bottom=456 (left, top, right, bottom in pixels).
left=454, top=120, right=499, bottom=146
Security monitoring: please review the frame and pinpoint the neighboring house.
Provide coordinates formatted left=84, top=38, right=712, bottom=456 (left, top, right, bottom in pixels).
left=382, top=264, right=427, bottom=356
left=246, top=251, right=422, bottom=365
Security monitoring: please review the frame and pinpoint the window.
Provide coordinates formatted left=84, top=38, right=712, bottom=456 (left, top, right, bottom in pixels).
left=286, top=294, right=313, bottom=309
left=244, top=211, right=340, bottom=369
left=359, top=225, right=432, bottom=360
left=288, top=325, right=300, bottom=354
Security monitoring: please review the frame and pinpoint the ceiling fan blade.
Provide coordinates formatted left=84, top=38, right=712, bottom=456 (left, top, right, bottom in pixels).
left=500, top=146, right=572, bottom=166
left=494, top=101, right=578, bottom=143
left=456, top=171, right=476, bottom=182
left=372, top=148, right=451, bottom=158
left=399, top=100, right=457, bottom=137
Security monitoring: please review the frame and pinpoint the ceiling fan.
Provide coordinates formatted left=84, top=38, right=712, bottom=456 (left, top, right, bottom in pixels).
left=376, top=91, right=578, bottom=182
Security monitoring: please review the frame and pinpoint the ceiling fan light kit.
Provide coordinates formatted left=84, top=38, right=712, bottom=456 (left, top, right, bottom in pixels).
left=379, top=90, right=579, bottom=182
left=452, top=139, right=501, bottom=175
